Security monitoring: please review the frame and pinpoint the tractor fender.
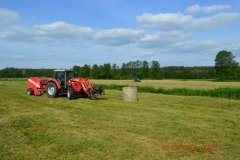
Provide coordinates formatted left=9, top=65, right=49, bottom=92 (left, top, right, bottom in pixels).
left=47, top=79, right=61, bottom=89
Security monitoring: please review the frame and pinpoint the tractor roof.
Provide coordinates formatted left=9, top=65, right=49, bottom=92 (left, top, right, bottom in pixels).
left=54, top=69, right=73, bottom=72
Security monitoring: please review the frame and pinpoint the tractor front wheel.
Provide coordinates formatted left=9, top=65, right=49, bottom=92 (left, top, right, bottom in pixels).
left=46, top=82, right=58, bottom=98
left=67, top=87, right=75, bottom=100
left=27, top=88, right=34, bottom=95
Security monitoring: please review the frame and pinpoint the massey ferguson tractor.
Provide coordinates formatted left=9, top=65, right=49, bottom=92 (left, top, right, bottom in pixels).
left=27, top=69, right=104, bottom=100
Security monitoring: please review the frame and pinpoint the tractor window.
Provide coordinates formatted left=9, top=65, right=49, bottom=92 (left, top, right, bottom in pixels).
left=67, top=72, right=74, bottom=79
left=54, top=72, right=65, bottom=80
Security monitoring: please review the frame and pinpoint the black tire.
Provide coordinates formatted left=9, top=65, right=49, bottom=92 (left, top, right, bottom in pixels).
left=46, top=82, right=58, bottom=98
left=67, top=87, right=75, bottom=100
left=27, top=88, right=34, bottom=95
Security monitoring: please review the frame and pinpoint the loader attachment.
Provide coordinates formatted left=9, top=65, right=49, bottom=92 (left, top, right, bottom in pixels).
left=88, top=87, right=105, bottom=99
left=72, top=78, right=104, bottom=99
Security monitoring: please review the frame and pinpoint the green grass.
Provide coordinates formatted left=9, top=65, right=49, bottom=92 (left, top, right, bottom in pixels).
left=0, top=80, right=240, bottom=159
left=0, top=78, right=27, bottom=81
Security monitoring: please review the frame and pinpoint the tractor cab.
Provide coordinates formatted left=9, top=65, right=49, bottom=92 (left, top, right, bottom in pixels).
left=54, top=70, right=74, bottom=88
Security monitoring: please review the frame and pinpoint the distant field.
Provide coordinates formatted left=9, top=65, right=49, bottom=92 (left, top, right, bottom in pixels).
left=93, top=79, right=240, bottom=89
left=0, top=80, right=240, bottom=159
left=1, top=78, right=240, bottom=89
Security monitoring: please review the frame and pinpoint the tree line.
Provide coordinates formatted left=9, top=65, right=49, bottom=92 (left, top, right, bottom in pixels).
left=0, top=61, right=213, bottom=79
left=72, top=60, right=163, bottom=79
left=0, top=50, right=239, bottom=81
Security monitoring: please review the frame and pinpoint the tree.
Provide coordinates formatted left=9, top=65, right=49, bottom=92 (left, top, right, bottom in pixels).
left=121, top=63, right=128, bottom=79
left=79, top=64, right=91, bottom=77
left=72, top=65, right=81, bottom=77
left=150, top=61, right=163, bottom=79
left=215, top=50, right=239, bottom=80
left=91, top=64, right=99, bottom=79
left=111, top=64, right=120, bottom=79
left=102, top=63, right=112, bottom=79
left=0, top=67, right=22, bottom=78
left=134, top=60, right=143, bottom=77
left=141, top=61, right=149, bottom=78
left=98, top=63, right=112, bottom=79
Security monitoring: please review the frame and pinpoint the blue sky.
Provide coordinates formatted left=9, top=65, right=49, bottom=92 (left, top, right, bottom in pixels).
left=0, top=0, right=240, bottom=69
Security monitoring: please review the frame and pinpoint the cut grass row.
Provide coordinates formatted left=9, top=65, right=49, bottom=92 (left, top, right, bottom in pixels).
left=97, top=84, right=240, bottom=100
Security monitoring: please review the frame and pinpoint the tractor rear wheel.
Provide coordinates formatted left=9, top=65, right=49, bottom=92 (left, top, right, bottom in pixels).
left=67, top=87, right=75, bottom=100
left=46, top=82, right=58, bottom=98
left=27, top=88, right=34, bottom=95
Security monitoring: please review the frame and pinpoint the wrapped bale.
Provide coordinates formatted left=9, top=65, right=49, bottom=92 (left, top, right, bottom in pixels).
left=123, top=87, right=138, bottom=102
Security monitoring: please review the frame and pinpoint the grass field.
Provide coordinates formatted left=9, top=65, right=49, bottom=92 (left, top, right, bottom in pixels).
left=92, top=79, right=240, bottom=89
left=0, top=80, right=240, bottom=159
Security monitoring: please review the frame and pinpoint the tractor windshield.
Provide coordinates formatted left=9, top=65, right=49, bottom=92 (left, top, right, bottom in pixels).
left=67, top=71, right=74, bottom=79
left=54, top=72, right=65, bottom=80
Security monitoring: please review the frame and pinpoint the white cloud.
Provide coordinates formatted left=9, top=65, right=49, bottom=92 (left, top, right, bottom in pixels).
left=1, top=21, right=144, bottom=46
left=203, top=5, right=231, bottom=14
left=185, top=4, right=231, bottom=15
left=185, top=4, right=201, bottom=14
left=134, top=51, right=155, bottom=57
left=34, top=21, right=92, bottom=39
left=137, top=12, right=240, bottom=32
left=0, top=8, right=21, bottom=28
left=0, top=27, right=37, bottom=41
left=139, top=31, right=190, bottom=48
left=0, top=54, right=56, bottom=61
left=137, top=13, right=192, bottom=31
left=94, top=28, right=144, bottom=46
left=196, top=13, right=240, bottom=30
left=139, top=31, right=217, bottom=54
left=170, top=40, right=216, bottom=52
left=1, top=21, right=93, bottom=43
left=0, top=6, right=239, bottom=68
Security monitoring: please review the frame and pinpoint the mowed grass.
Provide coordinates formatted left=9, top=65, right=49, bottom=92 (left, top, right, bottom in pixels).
left=0, top=80, right=240, bottom=159
left=92, top=79, right=240, bottom=89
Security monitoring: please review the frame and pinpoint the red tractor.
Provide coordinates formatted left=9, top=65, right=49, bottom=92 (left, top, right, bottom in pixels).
left=27, top=69, right=104, bottom=100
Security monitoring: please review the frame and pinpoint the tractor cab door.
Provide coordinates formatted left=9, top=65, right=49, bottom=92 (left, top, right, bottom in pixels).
left=65, top=71, right=74, bottom=88
left=54, top=71, right=65, bottom=87
left=66, top=71, right=74, bottom=81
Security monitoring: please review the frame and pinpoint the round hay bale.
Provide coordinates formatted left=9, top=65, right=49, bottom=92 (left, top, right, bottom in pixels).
left=123, top=87, right=138, bottom=102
